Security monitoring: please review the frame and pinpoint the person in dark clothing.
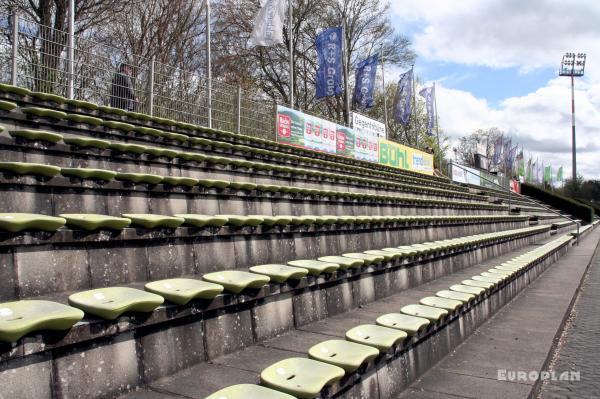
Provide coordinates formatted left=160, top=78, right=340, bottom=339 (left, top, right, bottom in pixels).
left=110, top=64, right=137, bottom=111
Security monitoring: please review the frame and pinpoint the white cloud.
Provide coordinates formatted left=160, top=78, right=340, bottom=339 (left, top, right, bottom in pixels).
left=391, top=0, right=600, bottom=179
left=392, top=0, right=600, bottom=78
left=435, top=78, right=600, bottom=178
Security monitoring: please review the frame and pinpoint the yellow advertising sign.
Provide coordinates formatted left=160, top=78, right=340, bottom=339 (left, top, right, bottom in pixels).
left=378, top=139, right=434, bottom=175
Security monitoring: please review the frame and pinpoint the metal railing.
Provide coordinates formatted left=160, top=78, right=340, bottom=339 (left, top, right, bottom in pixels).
left=449, top=163, right=580, bottom=244
left=0, top=11, right=275, bottom=140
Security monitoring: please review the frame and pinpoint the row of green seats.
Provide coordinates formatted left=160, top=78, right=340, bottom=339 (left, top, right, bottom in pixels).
left=0, top=161, right=502, bottom=212
left=205, top=234, right=574, bottom=399
left=1, top=125, right=473, bottom=199
left=0, top=212, right=530, bottom=233
left=0, top=226, right=555, bottom=343
left=0, top=89, right=461, bottom=192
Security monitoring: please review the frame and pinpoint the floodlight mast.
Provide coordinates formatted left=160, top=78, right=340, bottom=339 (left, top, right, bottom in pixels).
left=559, top=53, right=586, bottom=181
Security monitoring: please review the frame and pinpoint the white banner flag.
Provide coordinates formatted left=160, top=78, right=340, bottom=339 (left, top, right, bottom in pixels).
left=250, top=0, right=287, bottom=46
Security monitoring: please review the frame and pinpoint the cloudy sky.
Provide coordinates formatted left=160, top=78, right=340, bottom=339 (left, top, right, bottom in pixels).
left=390, top=0, right=600, bottom=179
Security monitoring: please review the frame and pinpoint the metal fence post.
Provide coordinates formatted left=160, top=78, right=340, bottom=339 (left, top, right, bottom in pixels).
left=11, top=9, right=19, bottom=86
left=206, top=0, right=212, bottom=128
left=148, top=57, right=155, bottom=116
left=237, top=86, right=241, bottom=134
left=67, top=0, right=75, bottom=99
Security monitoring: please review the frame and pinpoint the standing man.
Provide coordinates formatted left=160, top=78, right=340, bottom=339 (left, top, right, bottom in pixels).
left=110, top=64, right=137, bottom=111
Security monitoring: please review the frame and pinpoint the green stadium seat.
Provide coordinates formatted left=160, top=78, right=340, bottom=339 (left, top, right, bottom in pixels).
left=108, top=142, right=148, bottom=154
left=221, top=215, right=264, bottom=227
left=313, top=215, right=338, bottom=225
left=486, top=268, right=513, bottom=277
left=0, top=213, right=66, bottom=232
left=161, top=131, right=189, bottom=142
left=260, top=357, right=345, bottom=399
left=205, top=384, right=296, bottom=399
left=461, top=279, right=494, bottom=290
left=144, top=278, right=224, bottom=305
left=0, top=300, right=84, bottom=342
left=31, top=92, right=66, bottom=103
left=102, top=120, right=135, bottom=132
left=59, top=214, right=131, bottom=231
left=65, top=99, right=99, bottom=110
left=308, top=339, right=379, bottom=372
left=249, top=264, right=309, bottom=283
left=317, top=255, right=364, bottom=270
left=60, top=168, right=117, bottom=181
left=174, top=214, right=229, bottom=228
left=63, top=136, right=111, bottom=149
left=478, top=272, right=506, bottom=283
left=162, top=176, right=199, bottom=187
left=376, top=313, right=430, bottom=336
left=121, top=214, right=185, bottom=228
left=68, top=287, right=164, bottom=320
left=132, top=126, right=162, bottom=137
left=64, top=113, right=103, bottom=126
left=449, top=284, right=486, bottom=296
left=197, top=179, right=231, bottom=189
left=144, top=147, right=180, bottom=158
left=342, top=252, right=384, bottom=265
left=115, top=172, right=163, bottom=184
left=419, top=296, right=462, bottom=311
left=98, top=105, right=127, bottom=116
left=0, top=161, right=61, bottom=177
left=289, top=216, right=317, bottom=225
left=401, top=304, right=448, bottom=322
left=202, top=270, right=270, bottom=294
left=9, top=129, right=63, bottom=143
left=256, top=184, right=281, bottom=193
left=0, top=83, right=31, bottom=96
left=287, top=259, right=339, bottom=276
left=363, top=249, right=397, bottom=261
left=21, top=106, right=66, bottom=120
left=0, top=100, right=18, bottom=111
left=345, top=324, right=407, bottom=352
left=253, top=215, right=293, bottom=226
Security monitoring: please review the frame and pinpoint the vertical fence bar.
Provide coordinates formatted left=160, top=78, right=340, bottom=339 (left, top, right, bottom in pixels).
left=67, top=0, right=75, bottom=99
left=11, top=9, right=19, bottom=86
left=206, top=0, right=212, bottom=128
left=148, top=57, right=155, bottom=116
left=237, top=86, right=241, bottom=134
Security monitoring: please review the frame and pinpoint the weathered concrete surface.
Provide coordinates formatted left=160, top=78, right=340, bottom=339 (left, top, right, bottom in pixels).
left=397, top=228, right=600, bottom=399
left=118, top=235, right=566, bottom=399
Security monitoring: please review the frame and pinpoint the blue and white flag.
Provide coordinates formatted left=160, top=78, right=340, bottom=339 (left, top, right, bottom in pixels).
left=250, top=0, right=287, bottom=47
left=419, top=86, right=435, bottom=136
left=315, top=27, right=343, bottom=99
left=492, top=136, right=503, bottom=166
left=353, top=54, right=379, bottom=109
left=393, top=68, right=413, bottom=125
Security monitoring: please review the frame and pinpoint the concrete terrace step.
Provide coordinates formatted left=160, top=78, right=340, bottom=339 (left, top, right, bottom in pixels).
left=118, top=234, right=573, bottom=399
left=398, top=225, right=600, bottom=399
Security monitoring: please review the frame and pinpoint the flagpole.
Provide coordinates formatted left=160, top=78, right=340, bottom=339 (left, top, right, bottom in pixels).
left=288, top=0, right=294, bottom=109
left=343, top=19, right=350, bottom=125
left=380, top=43, right=388, bottom=139
left=411, top=64, right=417, bottom=147
left=433, top=82, right=441, bottom=172
left=206, top=0, right=212, bottom=128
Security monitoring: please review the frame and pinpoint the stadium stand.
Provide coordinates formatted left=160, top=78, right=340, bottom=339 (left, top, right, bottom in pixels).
left=0, top=84, right=595, bottom=399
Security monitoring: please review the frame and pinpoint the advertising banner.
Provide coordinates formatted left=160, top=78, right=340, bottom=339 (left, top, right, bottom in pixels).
left=352, top=112, right=385, bottom=163
left=379, top=139, right=434, bottom=175
left=451, top=163, right=481, bottom=185
left=335, top=125, right=355, bottom=158
left=276, top=105, right=337, bottom=154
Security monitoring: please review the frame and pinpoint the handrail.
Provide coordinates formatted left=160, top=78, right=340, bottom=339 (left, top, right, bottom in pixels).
left=448, top=162, right=580, bottom=245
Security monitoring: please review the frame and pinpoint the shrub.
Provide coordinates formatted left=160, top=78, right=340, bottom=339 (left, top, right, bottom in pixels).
left=521, top=183, right=593, bottom=223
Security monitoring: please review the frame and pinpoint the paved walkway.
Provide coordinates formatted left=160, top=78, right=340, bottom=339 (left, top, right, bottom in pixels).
left=398, top=228, right=600, bottom=399
left=538, top=241, right=600, bottom=399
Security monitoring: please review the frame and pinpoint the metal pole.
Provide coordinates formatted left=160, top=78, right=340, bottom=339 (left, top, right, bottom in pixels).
left=343, top=20, right=351, bottom=125
left=381, top=43, right=388, bottom=138
left=288, top=0, right=294, bottom=109
left=148, top=56, right=155, bottom=116
left=206, top=0, right=212, bottom=128
left=433, top=82, right=441, bottom=172
left=571, top=74, right=576, bottom=181
left=411, top=65, right=417, bottom=147
left=67, top=0, right=75, bottom=99
left=11, top=9, right=18, bottom=86
left=237, top=86, right=242, bottom=134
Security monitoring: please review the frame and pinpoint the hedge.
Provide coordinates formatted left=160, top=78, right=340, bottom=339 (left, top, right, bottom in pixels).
left=575, top=198, right=600, bottom=217
left=521, top=183, right=594, bottom=223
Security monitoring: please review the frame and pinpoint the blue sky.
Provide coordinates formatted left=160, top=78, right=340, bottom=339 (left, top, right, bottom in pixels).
left=389, top=0, right=600, bottom=179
